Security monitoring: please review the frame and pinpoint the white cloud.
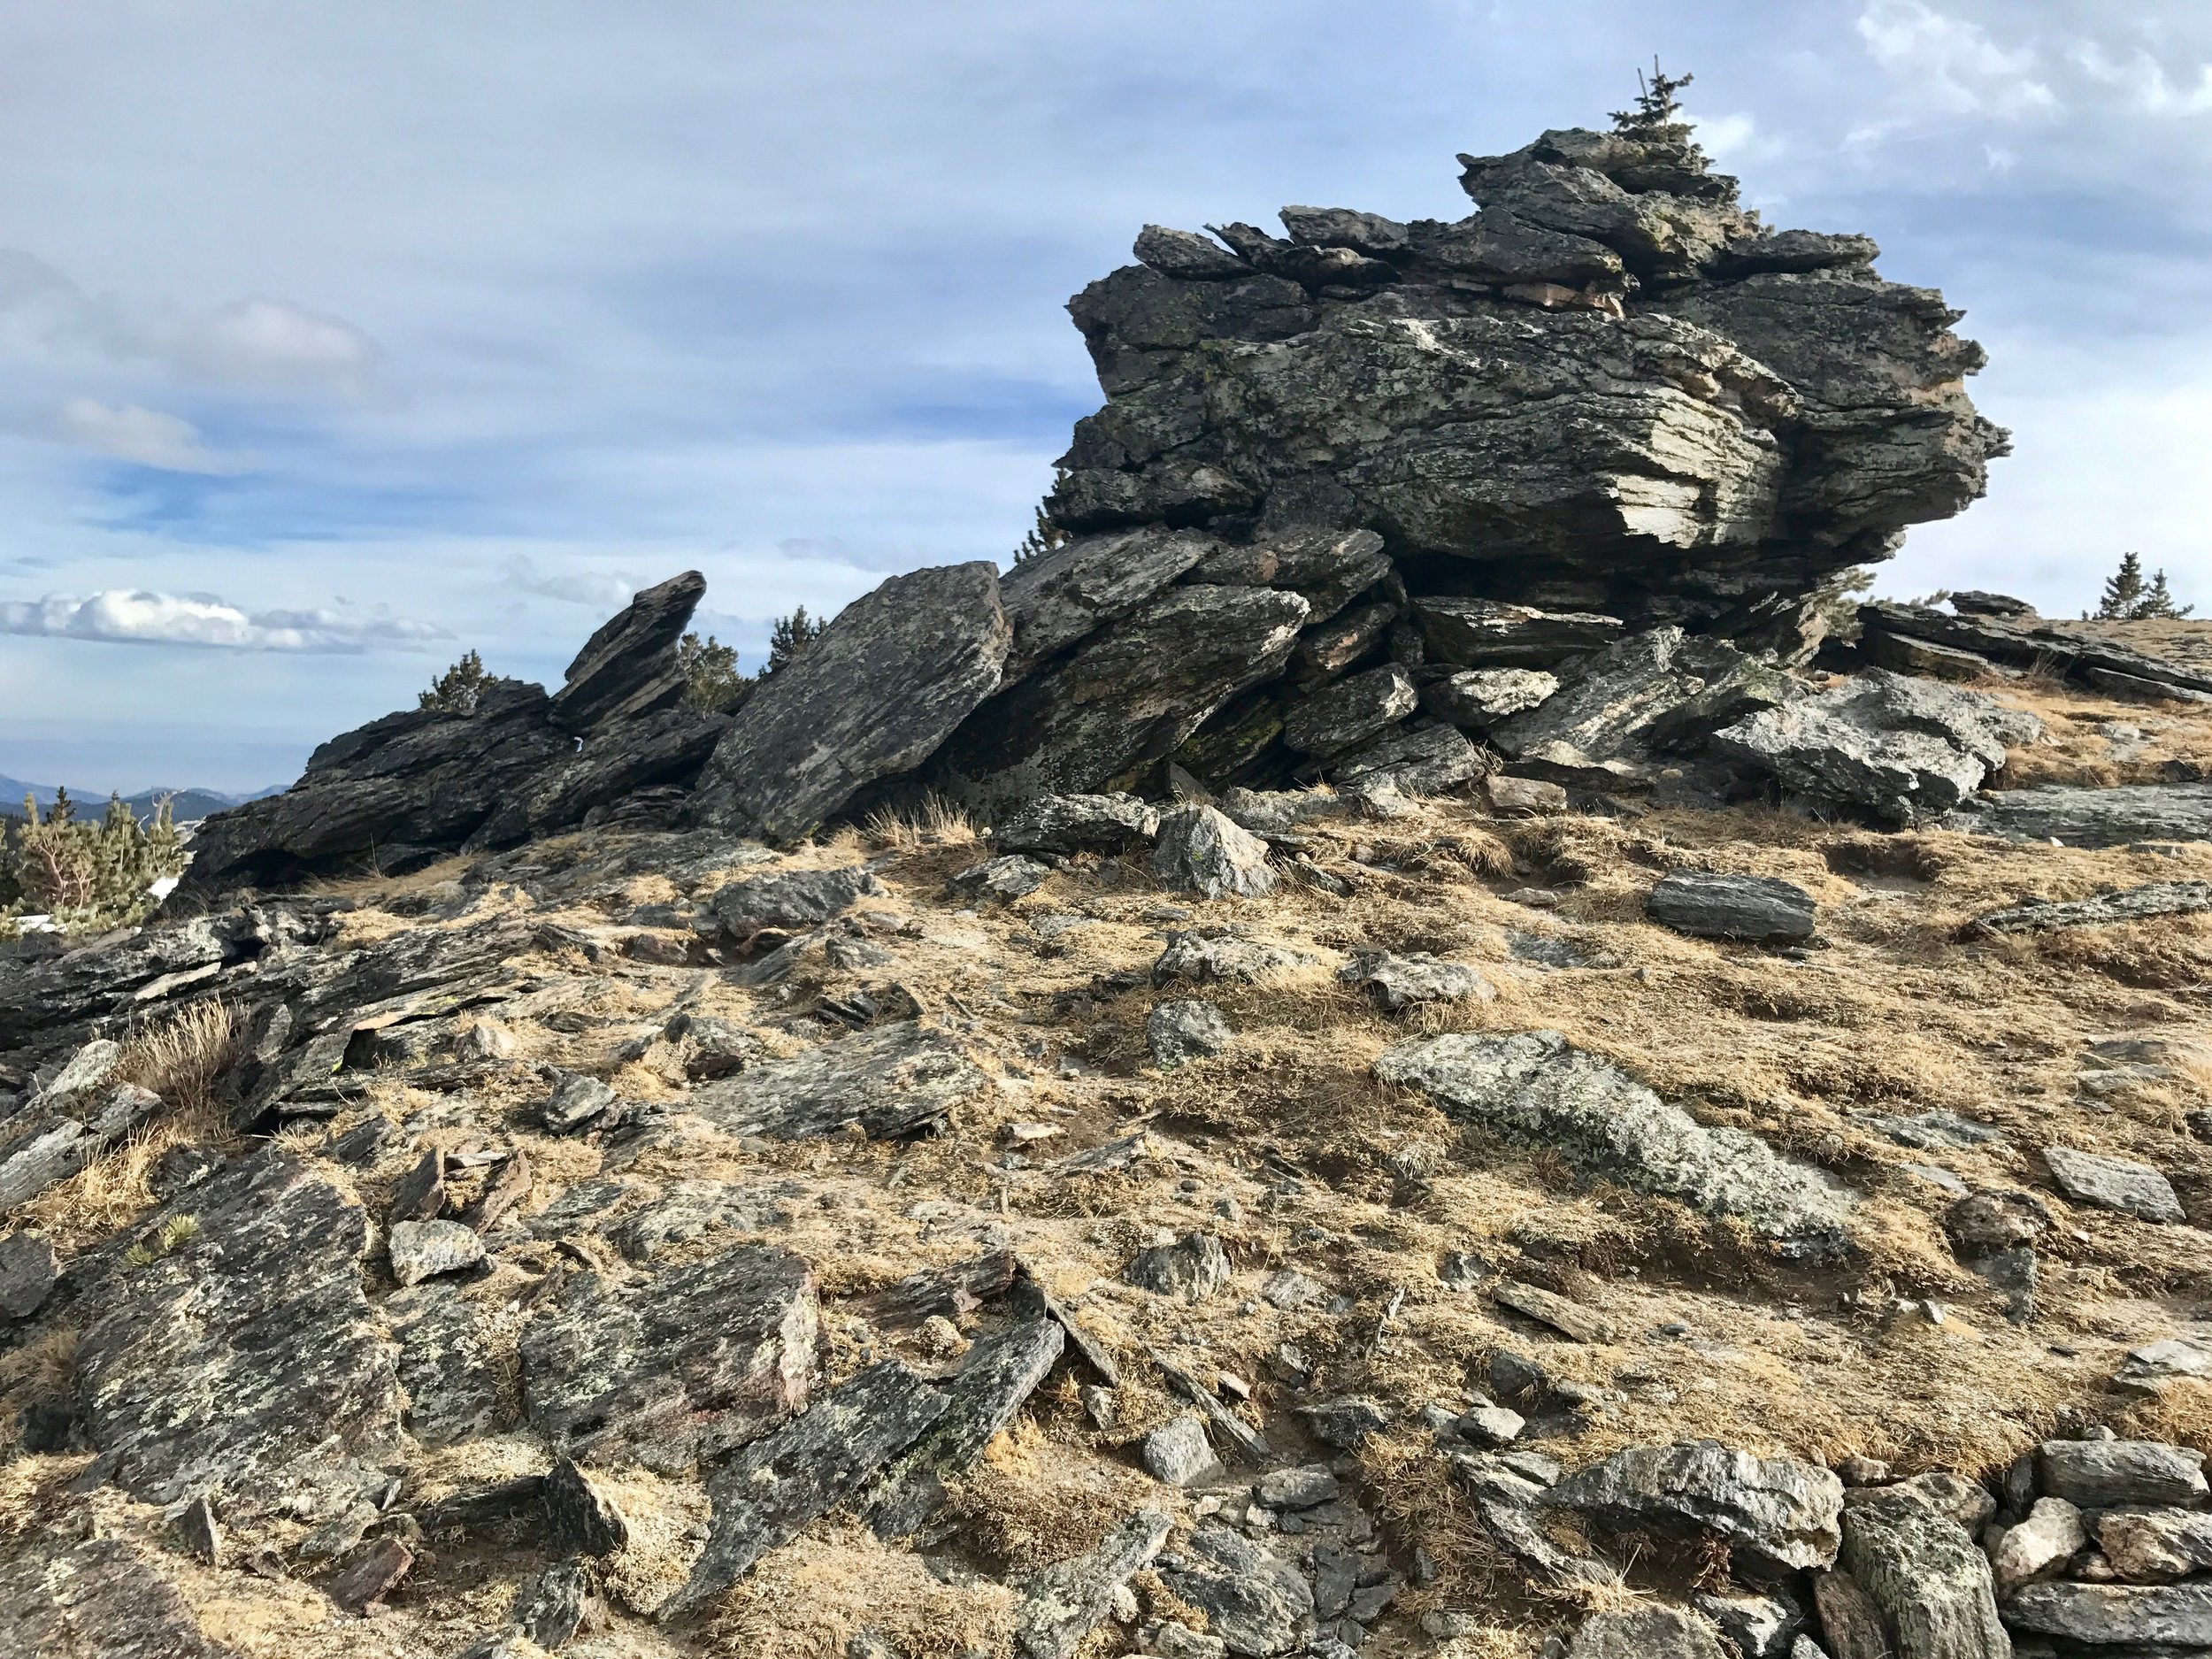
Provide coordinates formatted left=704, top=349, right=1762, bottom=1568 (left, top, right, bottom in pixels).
left=0, top=588, right=449, bottom=651
left=2073, top=42, right=2212, bottom=117
left=162, top=297, right=378, bottom=393
left=57, top=397, right=247, bottom=473
left=1688, top=111, right=1758, bottom=159
left=501, top=553, right=635, bottom=608
left=1852, top=1, right=2058, bottom=137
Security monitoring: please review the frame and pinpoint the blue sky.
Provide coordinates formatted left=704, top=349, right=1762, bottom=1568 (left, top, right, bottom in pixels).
left=2, top=0, right=2208, bottom=793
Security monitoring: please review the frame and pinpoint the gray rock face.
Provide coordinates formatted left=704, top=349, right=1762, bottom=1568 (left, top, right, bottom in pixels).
left=547, top=570, right=704, bottom=735
left=664, top=1359, right=949, bottom=1617
left=1695, top=1591, right=1803, bottom=1659
left=1157, top=1526, right=1316, bottom=1656
left=1425, top=667, right=1560, bottom=727
left=519, top=1240, right=818, bottom=1469
left=71, top=1148, right=402, bottom=1512
left=1000, top=526, right=1220, bottom=674
left=1281, top=664, right=1417, bottom=757
left=1124, top=1232, right=1232, bottom=1301
left=993, top=791, right=1162, bottom=854
left=692, top=561, right=1011, bottom=841
left=707, top=864, right=887, bottom=941
left=1340, top=951, right=1498, bottom=1010
left=1326, top=721, right=1487, bottom=795
left=948, top=854, right=1050, bottom=903
left=689, top=1021, right=988, bottom=1141
left=1838, top=1494, right=2008, bottom=1659
left=1154, top=932, right=1315, bottom=986
left=1142, top=1413, right=1219, bottom=1484
left=1971, top=881, right=2212, bottom=934
left=1992, top=1497, right=2085, bottom=1593
left=1417, top=600, right=1626, bottom=669
left=1944, top=783, right=2212, bottom=849
left=1013, top=1509, right=1173, bottom=1659
left=1858, top=599, right=2212, bottom=702
left=2041, top=1145, right=2185, bottom=1223
left=2099, top=1507, right=2212, bottom=1582
left=0, top=1230, right=58, bottom=1319
left=1377, top=1032, right=1851, bottom=1256
left=1647, top=872, right=1818, bottom=942
left=0, top=1079, right=164, bottom=1214
left=1147, top=999, right=1233, bottom=1067
left=1568, top=1608, right=1732, bottom=1658
left=1711, top=671, right=2040, bottom=824
left=2038, top=1439, right=2208, bottom=1509
left=1489, top=627, right=1798, bottom=788
left=932, top=584, right=1310, bottom=813
left=1187, top=527, right=1393, bottom=625
left=0, top=1537, right=234, bottom=1658
left=1542, top=1440, right=1845, bottom=1573
left=388, top=1218, right=485, bottom=1286
left=864, top=1319, right=1064, bottom=1538
left=1151, top=804, right=1278, bottom=898
left=2003, top=1582, right=2212, bottom=1647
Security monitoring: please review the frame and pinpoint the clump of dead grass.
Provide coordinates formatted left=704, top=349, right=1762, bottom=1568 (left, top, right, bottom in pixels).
left=709, top=1527, right=1016, bottom=1659
left=863, top=793, right=979, bottom=851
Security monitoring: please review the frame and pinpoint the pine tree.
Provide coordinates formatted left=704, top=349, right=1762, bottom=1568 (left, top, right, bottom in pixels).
left=1015, top=504, right=1070, bottom=565
left=761, top=607, right=826, bottom=678
left=2, top=788, right=183, bottom=935
left=2095, top=552, right=2147, bottom=619
left=419, top=649, right=489, bottom=714
left=2134, top=569, right=2195, bottom=620
left=677, top=631, right=751, bottom=712
left=1610, top=58, right=1698, bottom=145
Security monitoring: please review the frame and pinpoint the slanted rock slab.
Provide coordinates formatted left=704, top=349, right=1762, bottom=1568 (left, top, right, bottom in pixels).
left=689, top=1020, right=987, bottom=1141
left=2100, top=1507, right=2212, bottom=1582
left=1156, top=1525, right=1316, bottom=1657
left=388, top=1219, right=485, bottom=1287
left=1971, top=881, right=2212, bottom=934
left=2042, top=1145, right=2185, bottom=1223
left=1542, top=1440, right=1844, bottom=1574
left=994, top=791, right=1161, bottom=854
left=1012, top=1509, right=1172, bottom=1659
left=1340, top=951, right=1497, bottom=1011
left=1647, top=872, right=1817, bottom=942
left=1838, top=1492, right=2008, bottom=1659
left=2038, top=1438, right=2208, bottom=1509
left=2004, top=1581, right=2212, bottom=1648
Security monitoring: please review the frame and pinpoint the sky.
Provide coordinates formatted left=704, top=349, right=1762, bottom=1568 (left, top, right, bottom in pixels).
left=2, top=1, right=2209, bottom=794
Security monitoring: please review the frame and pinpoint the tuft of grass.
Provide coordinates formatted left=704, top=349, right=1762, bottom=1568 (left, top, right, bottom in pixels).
left=862, top=794, right=979, bottom=851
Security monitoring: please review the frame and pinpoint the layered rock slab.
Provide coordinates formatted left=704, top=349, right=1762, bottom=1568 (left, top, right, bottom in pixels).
left=1377, top=1031, right=1851, bottom=1256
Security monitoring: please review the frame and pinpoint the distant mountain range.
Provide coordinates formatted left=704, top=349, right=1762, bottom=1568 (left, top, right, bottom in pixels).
left=0, top=774, right=284, bottom=824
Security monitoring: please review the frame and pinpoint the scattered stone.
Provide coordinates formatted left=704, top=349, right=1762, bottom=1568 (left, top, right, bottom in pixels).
left=1566, top=1607, right=1732, bottom=1658
left=1455, top=1406, right=1525, bottom=1448
left=2099, top=1507, right=2212, bottom=1582
left=2042, top=1145, right=2185, bottom=1223
left=544, top=1456, right=629, bottom=1556
left=453, top=1019, right=517, bottom=1062
left=2038, top=1439, right=2208, bottom=1509
left=1340, top=951, right=1497, bottom=1011
left=1156, top=1525, right=1316, bottom=1658
left=1992, top=1498, right=2085, bottom=1593
left=1151, top=805, right=1278, bottom=899
left=1144, top=1415, right=1220, bottom=1485
left=541, top=1071, right=618, bottom=1133
left=387, top=1218, right=485, bottom=1287
left=1152, top=933, right=1314, bottom=986
left=1494, top=1279, right=1618, bottom=1345
left=690, top=1021, right=987, bottom=1141
left=1425, top=668, right=1560, bottom=729
left=1647, top=872, right=1817, bottom=942
left=178, top=1494, right=223, bottom=1566
left=1379, top=1032, right=1851, bottom=1257
left=1261, top=1269, right=1325, bottom=1310
left=1971, top=880, right=2212, bottom=934
left=2115, top=1338, right=2212, bottom=1396
left=1146, top=1000, right=1233, bottom=1068
left=1299, top=1398, right=1391, bottom=1449
left=514, top=1560, right=599, bottom=1649
left=1542, top=1440, right=1844, bottom=1574
left=995, top=792, right=1162, bottom=855
left=1012, top=1509, right=1173, bottom=1659
left=1945, top=783, right=2212, bottom=849
left=1255, top=1465, right=1340, bottom=1510
left=1872, top=1110, right=2001, bottom=1151
left=948, top=855, right=1051, bottom=903
left=1694, top=1590, right=1802, bottom=1659
left=2004, top=1582, right=2212, bottom=1649
left=0, top=1231, right=58, bottom=1319
left=664, top=1359, right=950, bottom=1617
left=457, top=1149, right=532, bottom=1233
left=1483, top=774, right=1570, bottom=816
left=326, top=1534, right=414, bottom=1613
left=864, top=1319, right=1064, bottom=1539
left=1124, top=1233, right=1231, bottom=1301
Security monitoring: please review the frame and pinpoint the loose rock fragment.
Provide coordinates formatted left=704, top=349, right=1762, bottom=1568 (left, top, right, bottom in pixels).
left=1012, top=1509, right=1173, bottom=1659
left=1147, top=999, right=1233, bottom=1067
left=388, top=1219, right=485, bottom=1287
left=1970, top=880, right=2212, bottom=933
left=2038, top=1438, right=2208, bottom=1508
left=948, top=855, right=1050, bottom=903
left=1142, top=1414, right=1218, bottom=1485
left=1647, top=872, right=1817, bottom=942
left=1566, top=1607, right=1732, bottom=1658
left=1543, top=1440, right=1844, bottom=1574
left=1151, top=805, right=1278, bottom=899
left=2042, top=1145, right=2185, bottom=1223
left=544, top=1456, right=629, bottom=1557
left=689, top=1020, right=987, bottom=1141
left=1124, top=1233, right=1232, bottom=1302
left=1494, top=1279, right=1618, bottom=1344
left=1340, top=951, right=1497, bottom=1010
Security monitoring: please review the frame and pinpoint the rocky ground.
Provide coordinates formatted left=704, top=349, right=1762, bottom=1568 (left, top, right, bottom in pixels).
left=4, top=637, right=2212, bottom=1659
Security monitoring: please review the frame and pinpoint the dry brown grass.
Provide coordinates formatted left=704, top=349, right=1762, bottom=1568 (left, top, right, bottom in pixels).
left=862, top=792, right=979, bottom=851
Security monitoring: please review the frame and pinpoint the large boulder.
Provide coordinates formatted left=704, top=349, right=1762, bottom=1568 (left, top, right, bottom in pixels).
left=1542, top=1440, right=1845, bottom=1574
left=1945, top=782, right=2212, bottom=849
left=546, top=569, right=704, bottom=734
left=1710, top=670, right=2041, bottom=824
left=691, top=561, right=1011, bottom=840
left=1377, top=1031, right=1851, bottom=1256
left=1837, top=1494, right=2008, bottom=1659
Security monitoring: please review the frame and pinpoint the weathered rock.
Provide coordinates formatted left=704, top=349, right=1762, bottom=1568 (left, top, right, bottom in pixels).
left=1567, top=1608, right=1732, bottom=1659
left=1813, top=1569, right=1890, bottom=1659
left=1340, top=951, right=1497, bottom=1010
left=662, top=1359, right=950, bottom=1617
left=1281, top=664, right=1418, bottom=757
left=1150, top=805, right=1277, bottom=899
left=1153, top=932, right=1314, bottom=986
left=1186, top=526, right=1393, bottom=625
left=2100, top=1507, right=2212, bottom=1582
left=1453, top=1455, right=1621, bottom=1590
left=0, top=1081, right=165, bottom=1215
left=0, top=1229, right=58, bottom=1318
left=1543, top=1441, right=1845, bottom=1574
left=2003, top=1582, right=2212, bottom=1647
left=545, top=1456, right=630, bottom=1556
left=1325, top=720, right=1486, bottom=795
left=1710, top=671, right=2040, bottom=825
left=388, top=1218, right=484, bottom=1287
left=948, top=855, right=1050, bottom=903
left=1136, top=225, right=1251, bottom=281
left=520, top=1240, right=818, bottom=1469
left=68, top=1149, right=401, bottom=1513
left=1695, top=1590, right=1803, bottom=1659
left=707, top=864, right=887, bottom=941
left=1416, top=599, right=1626, bottom=669
left=932, top=585, right=1309, bottom=814
left=1012, top=1509, right=1173, bottom=1659
left=1484, top=773, right=1570, bottom=816
left=1838, top=1493, right=2008, bottom=1659
left=1647, top=872, right=1817, bottom=942
left=1378, top=1032, right=1851, bottom=1256
left=2041, top=1145, right=2185, bottom=1223
left=0, top=1536, right=235, bottom=1658
left=544, top=570, right=705, bottom=735
left=1142, top=1413, right=1219, bottom=1485
left=1494, top=1279, right=1618, bottom=1343
left=1255, top=1464, right=1340, bottom=1509
left=1147, top=1000, right=1233, bottom=1067
left=864, top=1319, right=1064, bottom=1538
left=1858, top=600, right=2212, bottom=701
left=1124, top=1233, right=1231, bottom=1301
left=1970, top=881, right=2212, bottom=934
left=1425, top=668, right=1560, bottom=728
left=2114, top=1338, right=2212, bottom=1397
left=1850, top=1471, right=1995, bottom=1535
left=1993, top=1497, right=2085, bottom=1594
left=390, top=1285, right=505, bottom=1446
left=513, top=1559, right=599, bottom=1649
left=1859, top=628, right=1991, bottom=681
left=691, top=561, right=1010, bottom=840
left=1001, top=526, right=1222, bottom=674
left=994, top=792, right=1161, bottom=854
left=1300, top=1397, right=1391, bottom=1449
left=1945, top=782, right=2212, bottom=849
left=540, top=1071, right=617, bottom=1134
left=1156, top=1526, right=1315, bottom=1656
left=689, top=1021, right=987, bottom=1141
left=2038, top=1439, right=2208, bottom=1509
left=326, top=1535, right=413, bottom=1612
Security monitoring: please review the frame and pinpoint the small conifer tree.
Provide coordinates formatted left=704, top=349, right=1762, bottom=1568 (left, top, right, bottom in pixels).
left=761, top=607, right=826, bottom=678
left=2, top=789, right=184, bottom=936
left=1015, top=505, right=1070, bottom=565
left=678, top=631, right=750, bottom=712
left=2134, top=568, right=2194, bottom=620
left=2093, top=553, right=2194, bottom=620
left=418, top=649, right=489, bottom=714
left=1610, top=58, right=1698, bottom=146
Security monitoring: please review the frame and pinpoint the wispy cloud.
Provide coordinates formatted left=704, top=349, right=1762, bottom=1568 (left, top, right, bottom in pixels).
left=58, top=398, right=249, bottom=474
left=501, top=553, right=635, bottom=608
left=0, top=588, right=448, bottom=651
